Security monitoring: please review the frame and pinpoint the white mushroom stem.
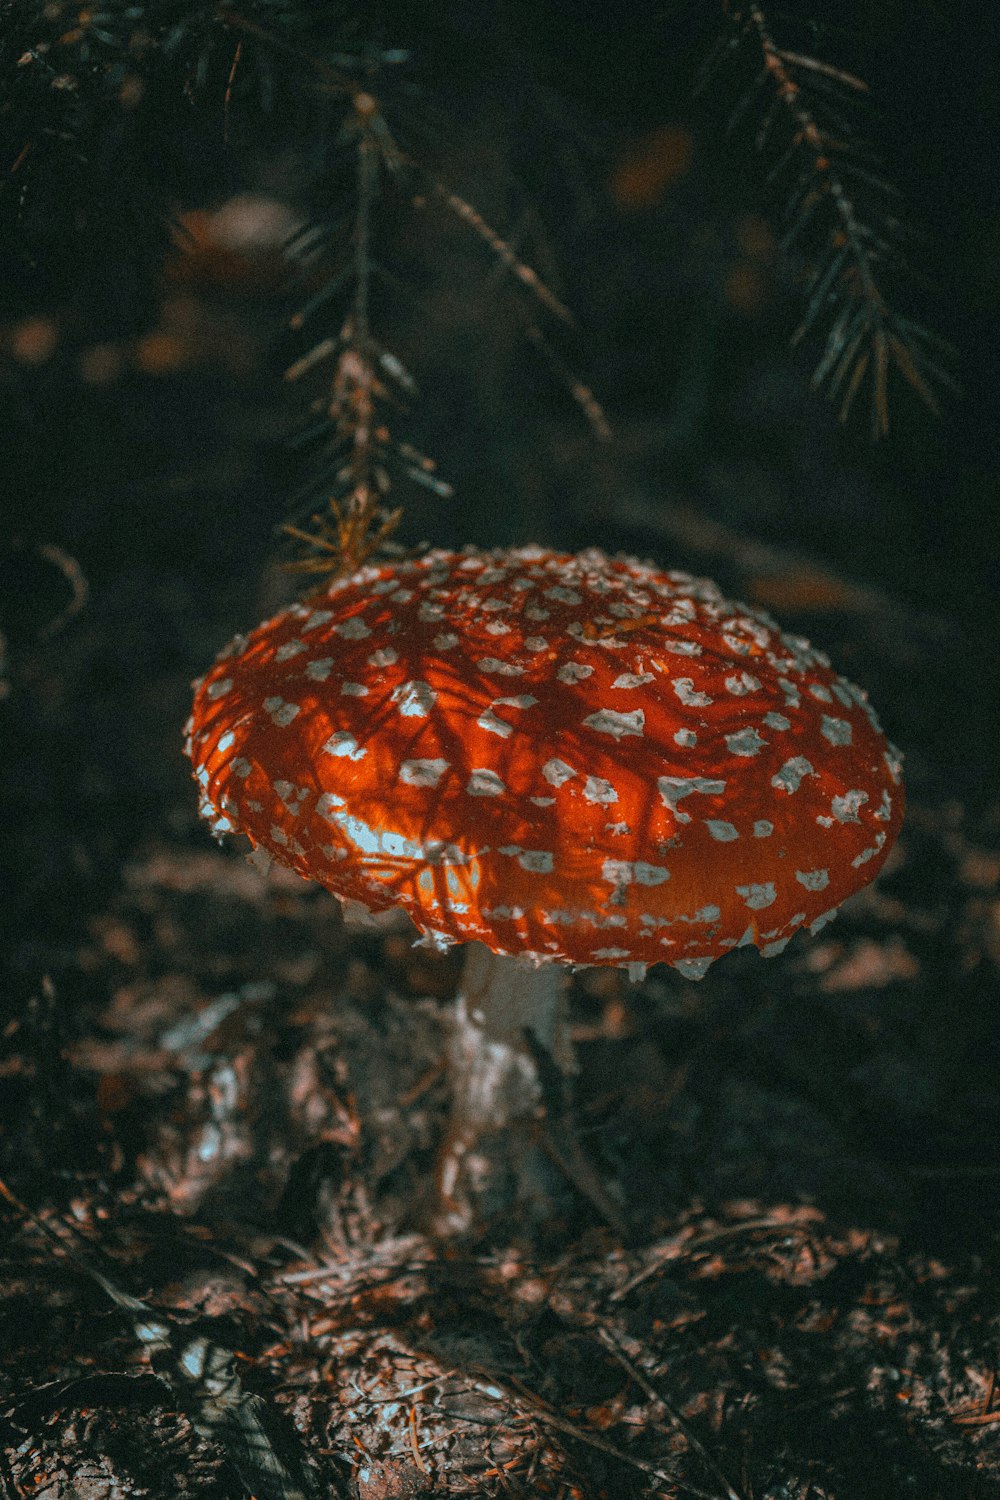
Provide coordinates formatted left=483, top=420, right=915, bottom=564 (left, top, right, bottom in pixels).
left=435, top=942, right=575, bottom=1228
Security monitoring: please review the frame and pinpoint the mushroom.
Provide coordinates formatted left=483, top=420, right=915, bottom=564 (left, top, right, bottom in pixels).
left=186, top=546, right=904, bottom=1227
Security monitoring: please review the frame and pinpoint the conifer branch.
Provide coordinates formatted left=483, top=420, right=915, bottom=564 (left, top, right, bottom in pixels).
left=280, top=86, right=447, bottom=578
left=263, top=27, right=598, bottom=576
left=2, top=1, right=602, bottom=574
left=705, top=1, right=956, bottom=437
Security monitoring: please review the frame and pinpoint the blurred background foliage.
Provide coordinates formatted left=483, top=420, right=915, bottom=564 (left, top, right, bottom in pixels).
left=1, top=0, right=992, bottom=592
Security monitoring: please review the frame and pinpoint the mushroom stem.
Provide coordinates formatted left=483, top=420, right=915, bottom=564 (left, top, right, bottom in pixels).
left=434, top=942, right=575, bottom=1232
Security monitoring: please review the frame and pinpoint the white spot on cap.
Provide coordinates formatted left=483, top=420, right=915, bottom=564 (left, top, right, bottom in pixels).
left=672, top=956, right=713, bottom=980
left=392, top=680, right=436, bottom=717
left=495, top=695, right=538, bottom=710
left=206, top=677, right=232, bottom=700
left=726, top=727, right=768, bottom=757
left=874, top=789, right=893, bottom=822
left=499, top=847, right=554, bottom=873
left=796, top=868, right=830, bottom=890
left=809, top=908, right=838, bottom=935
left=763, top=712, right=791, bottom=731
left=335, top=814, right=423, bottom=861
left=725, top=672, right=761, bottom=695
left=583, top=776, right=618, bottom=804
left=809, top=683, right=833, bottom=702
left=275, top=640, right=306, bottom=662
left=771, top=757, right=815, bottom=793
left=557, top=662, right=593, bottom=683
left=525, top=636, right=549, bottom=652
left=478, top=658, right=525, bottom=676
left=217, top=731, right=235, bottom=753
left=612, top=672, right=654, bottom=689
left=434, top=633, right=459, bottom=650
left=601, top=859, right=670, bottom=887
left=674, top=728, right=697, bottom=747
left=467, top=769, right=506, bottom=797
left=334, top=616, right=371, bottom=639
left=274, top=780, right=309, bottom=814
left=264, top=697, right=301, bottom=727
left=342, top=682, right=369, bottom=696
left=753, top=819, right=774, bottom=837
left=216, top=633, right=247, bottom=661
left=368, top=647, right=398, bottom=667
left=673, top=678, right=712, bottom=707
left=543, top=759, right=576, bottom=787
left=316, top=792, right=345, bottom=817
left=583, top=708, right=645, bottom=739
left=852, top=833, right=886, bottom=867
left=305, top=658, right=333, bottom=681
left=737, top=882, right=777, bottom=910
left=301, top=609, right=333, bottom=631
left=478, top=709, right=513, bottom=738
left=545, top=585, right=582, bottom=605
left=592, top=947, right=632, bottom=960
left=322, top=731, right=366, bottom=760
left=658, top=775, right=726, bottom=823
left=832, top=789, right=868, bottom=823
left=231, top=758, right=251, bottom=778
left=706, top=820, right=739, bottom=842
left=778, top=678, right=801, bottom=708
left=399, top=758, right=449, bottom=787
left=722, top=634, right=751, bottom=657
left=821, top=716, right=853, bottom=746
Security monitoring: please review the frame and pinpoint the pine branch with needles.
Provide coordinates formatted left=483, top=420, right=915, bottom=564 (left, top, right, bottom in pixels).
left=2, top=3, right=605, bottom=576
left=270, top=35, right=605, bottom=577
left=280, top=84, right=450, bottom=580
left=702, top=1, right=957, bottom=437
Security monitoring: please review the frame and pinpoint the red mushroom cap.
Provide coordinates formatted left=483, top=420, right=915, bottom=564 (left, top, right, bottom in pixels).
left=186, top=547, right=903, bottom=978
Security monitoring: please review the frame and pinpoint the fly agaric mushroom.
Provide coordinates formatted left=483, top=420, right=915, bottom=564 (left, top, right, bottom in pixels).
left=186, top=546, right=903, bottom=1226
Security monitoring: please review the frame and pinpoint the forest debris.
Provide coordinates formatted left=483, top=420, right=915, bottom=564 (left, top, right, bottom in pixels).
left=0, top=1180, right=323, bottom=1500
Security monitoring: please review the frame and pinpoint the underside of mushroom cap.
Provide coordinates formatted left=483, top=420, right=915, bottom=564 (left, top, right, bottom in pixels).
left=186, top=546, right=904, bottom=977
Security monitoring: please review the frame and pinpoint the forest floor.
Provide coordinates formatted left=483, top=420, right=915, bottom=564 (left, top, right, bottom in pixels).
left=2, top=506, right=999, bottom=1500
